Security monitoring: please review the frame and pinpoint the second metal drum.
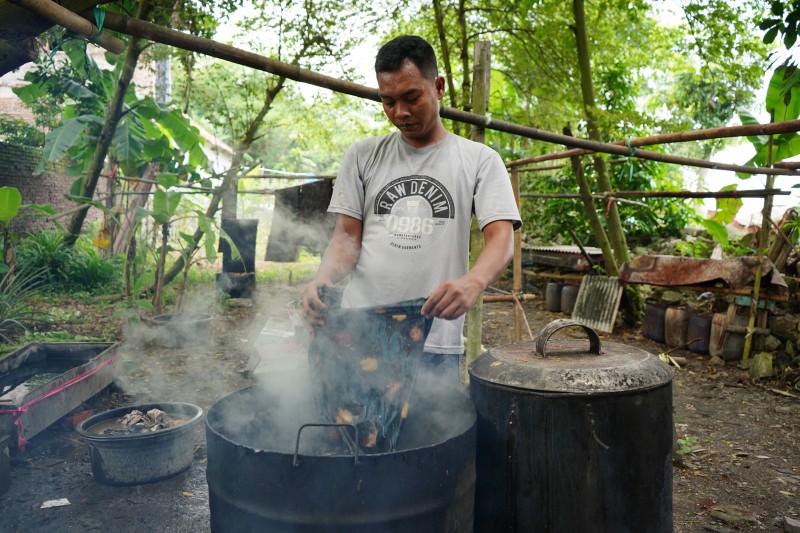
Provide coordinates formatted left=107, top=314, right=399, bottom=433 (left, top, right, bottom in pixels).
left=469, top=319, right=674, bottom=533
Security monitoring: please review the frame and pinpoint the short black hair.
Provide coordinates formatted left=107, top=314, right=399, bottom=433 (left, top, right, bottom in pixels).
left=375, top=35, right=438, bottom=79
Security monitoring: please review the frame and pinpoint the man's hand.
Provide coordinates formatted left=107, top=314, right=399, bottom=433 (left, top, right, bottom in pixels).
left=422, top=220, right=514, bottom=321
left=301, top=279, right=331, bottom=326
left=421, top=276, right=483, bottom=320
left=300, top=214, right=363, bottom=327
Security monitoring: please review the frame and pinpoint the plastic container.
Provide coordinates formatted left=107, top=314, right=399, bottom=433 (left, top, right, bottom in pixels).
left=642, top=303, right=667, bottom=343
left=560, top=285, right=580, bottom=314
left=709, top=312, right=728, bottom=357
left=664, top=307, right=690, bottom=348
left=687, top=312, right=712, bottom=354
left=722, top=313, right=748, bottom=361
left=545, top=283, right=563, bottom=312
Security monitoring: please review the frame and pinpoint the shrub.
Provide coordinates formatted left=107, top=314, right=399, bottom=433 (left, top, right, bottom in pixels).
left=0, top=266, right=45, bottom=343
left=16, top=230, right=121, bottom=293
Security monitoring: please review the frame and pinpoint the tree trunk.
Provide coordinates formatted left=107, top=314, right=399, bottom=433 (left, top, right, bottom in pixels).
left=221, top=76, right=286, bottom=220
left=563, top=126, right=617, bottom=276
left=64, top=0, right=153, bottom=247
left=111, top=163, right=157, bottom=255
left=153, top=222, right=169, bottom=315
left=571, top=0, right=629, bottom=268
left=572, top=0, right=642, bottom=323
left=159, top=170, right=233, bottom=287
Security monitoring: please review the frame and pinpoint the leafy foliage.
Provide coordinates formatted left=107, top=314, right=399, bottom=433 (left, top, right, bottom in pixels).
left=760, top=0, right=800, bottom=49
left=0, top=117, right=45, bottom=146
left=520, top=157, right=691, bottom=247
left=14, top=40, right=208, bottom=181
left=15, top=231, right=121, bottom=293
left=0, top=266, right=45, bottom=343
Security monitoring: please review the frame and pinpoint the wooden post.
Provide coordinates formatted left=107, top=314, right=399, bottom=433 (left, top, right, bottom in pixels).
left=511, top=166, right=523, bottom=342
left=465, top=41, right=491, bottom=379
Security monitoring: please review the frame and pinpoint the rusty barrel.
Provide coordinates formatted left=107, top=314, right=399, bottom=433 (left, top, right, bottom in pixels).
left=469, top=320, right=674, bottom=532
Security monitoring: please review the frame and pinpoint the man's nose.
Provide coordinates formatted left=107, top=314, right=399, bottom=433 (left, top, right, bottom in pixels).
left=394, top=102, right=410, bottom=117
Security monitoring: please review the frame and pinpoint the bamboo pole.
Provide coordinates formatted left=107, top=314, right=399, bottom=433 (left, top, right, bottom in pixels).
left=466, top=41, right=491, bottom=378
left=83, top=10, right=799, bottom=178
left=483, top=294, right=537, bottom=303
left=507, top=119, right=800, bottom=168
left=511, top=166, right=523, bottom=342
left=743, top=118, right=776, bottom=361
left=520, top=189, right=788, bottom=200
left=10, top=0, right=125, bottom=54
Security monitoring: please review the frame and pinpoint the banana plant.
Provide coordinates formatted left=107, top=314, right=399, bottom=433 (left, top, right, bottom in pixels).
left=13, top=39, right=210, bottom=243
left=697, top=64, right=800, bottom=255
left=0, top=186, right=22, bottom=275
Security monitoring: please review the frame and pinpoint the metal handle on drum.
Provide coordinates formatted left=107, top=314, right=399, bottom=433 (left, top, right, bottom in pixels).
left=293, top=423, right=360, bottom=467
left=534, top=319, right=602, bottom=357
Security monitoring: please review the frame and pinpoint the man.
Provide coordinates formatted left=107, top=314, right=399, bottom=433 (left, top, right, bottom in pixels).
left=302, top=35, right=521, bottom=387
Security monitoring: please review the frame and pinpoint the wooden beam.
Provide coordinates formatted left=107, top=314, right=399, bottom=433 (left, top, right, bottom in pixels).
left=8, top=0, right=125, bottom=54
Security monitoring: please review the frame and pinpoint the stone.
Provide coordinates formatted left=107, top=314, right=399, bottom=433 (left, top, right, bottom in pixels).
left=765, top=335, right=782, bottom=352
left=784, top=515, right=800, bottom=533
left=748, top=352, right=773, bottom=380
left=661, top=290, right=684, bottom=305
left=787, top=341, right=795, bottom=357
left=771, top=314, right=800, bottom=343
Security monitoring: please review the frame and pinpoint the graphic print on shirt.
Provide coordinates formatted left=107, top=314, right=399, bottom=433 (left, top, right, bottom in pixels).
left=373, top=175, right=454, bottom=252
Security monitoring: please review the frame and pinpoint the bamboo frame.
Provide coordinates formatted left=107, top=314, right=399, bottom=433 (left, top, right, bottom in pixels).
left=10, top=0, right=125, bottom=54
left=521, top=189, right=788, bottom=200
left=506, top=119, right=800, bottom=168
left=76, top=10, right=800, bottom=178
left=41, top=5, right=790, bottom=343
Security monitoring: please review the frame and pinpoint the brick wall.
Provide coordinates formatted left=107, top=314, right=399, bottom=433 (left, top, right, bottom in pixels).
left=0, top=142, right=107, bottom=235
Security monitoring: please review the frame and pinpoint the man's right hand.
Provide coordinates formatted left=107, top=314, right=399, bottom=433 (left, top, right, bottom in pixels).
left=301, top=279, right=331, bottom=326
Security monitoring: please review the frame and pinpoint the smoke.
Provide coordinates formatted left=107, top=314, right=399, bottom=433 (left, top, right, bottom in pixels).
left=114, top=287, right=262, bottom=409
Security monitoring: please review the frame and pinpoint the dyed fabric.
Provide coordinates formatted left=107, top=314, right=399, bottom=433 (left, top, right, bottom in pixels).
left=308, top=288, right=433, bottom=454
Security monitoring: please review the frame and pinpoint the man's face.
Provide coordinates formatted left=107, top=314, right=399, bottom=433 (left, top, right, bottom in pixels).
left=377, top=59, right=445, bottom=148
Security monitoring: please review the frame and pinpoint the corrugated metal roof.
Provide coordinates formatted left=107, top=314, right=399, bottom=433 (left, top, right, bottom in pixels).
left=525, top=245, right=603, bottom=255
left=571, top=276, right=624, bottom=333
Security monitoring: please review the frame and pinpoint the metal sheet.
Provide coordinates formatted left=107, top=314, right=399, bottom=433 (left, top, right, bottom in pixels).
left=619, top=255, right=788, bottom=297
left=0, top=342, right=120, bottom=449
left=522, top=245, right=603, bottom=271
left=570, top=276, right=624, bottom=333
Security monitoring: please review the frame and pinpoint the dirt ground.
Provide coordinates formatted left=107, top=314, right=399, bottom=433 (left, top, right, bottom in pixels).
left=0, top=281, right=798, bottom=533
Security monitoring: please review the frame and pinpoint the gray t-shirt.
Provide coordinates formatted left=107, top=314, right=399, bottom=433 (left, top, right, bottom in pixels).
left=328, top=131, right=521, bottom=354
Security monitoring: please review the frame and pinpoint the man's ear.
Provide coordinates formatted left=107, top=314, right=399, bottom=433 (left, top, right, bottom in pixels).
left=434, top=76, right=445, bottom=99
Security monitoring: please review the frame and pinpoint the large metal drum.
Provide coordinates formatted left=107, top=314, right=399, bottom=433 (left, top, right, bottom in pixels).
left=206, top=370, right=476, bottom=532
left=469, top=319, right=674, bottom=532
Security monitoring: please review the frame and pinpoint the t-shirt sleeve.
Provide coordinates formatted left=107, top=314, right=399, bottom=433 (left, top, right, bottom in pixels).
left=328, top=143, right=365, bottom=220
left=474, top=148, right=522, bottom=231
